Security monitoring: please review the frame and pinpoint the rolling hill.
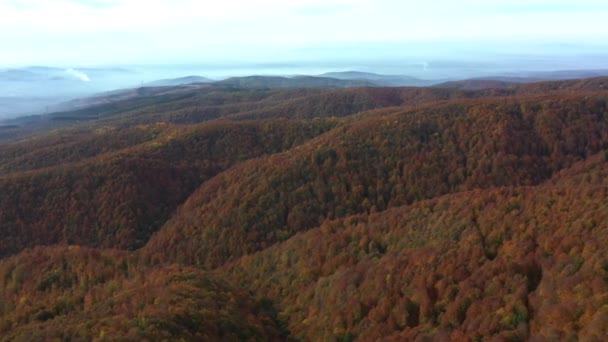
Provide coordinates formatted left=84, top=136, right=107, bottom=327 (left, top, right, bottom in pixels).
left=1, top=77, right=608, bottom=340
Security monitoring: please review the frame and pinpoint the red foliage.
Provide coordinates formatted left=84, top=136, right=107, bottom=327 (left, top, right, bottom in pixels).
left=1, top=80, right=608, bottom=339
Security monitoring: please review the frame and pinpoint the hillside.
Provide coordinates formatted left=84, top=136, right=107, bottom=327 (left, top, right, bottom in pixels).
left=1, top=77, right=608, bottom=339
left=0, top=246, right=284, bottom=340
left=142, top=91, right=608, bottom=268
left=0, top=119, right=339, bottom=257
left=434, top=79, right=523, bottom=90
left=223, top=152, right=608, bottom=340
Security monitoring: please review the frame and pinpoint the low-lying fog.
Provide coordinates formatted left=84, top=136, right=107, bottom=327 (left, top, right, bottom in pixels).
left=2, top=52, right=608, bottom=120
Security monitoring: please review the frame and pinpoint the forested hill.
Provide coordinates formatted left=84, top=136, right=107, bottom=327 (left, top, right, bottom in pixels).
left=0, top=77, right=608, bottom=340
left=3, top=76, right=607, bottom=142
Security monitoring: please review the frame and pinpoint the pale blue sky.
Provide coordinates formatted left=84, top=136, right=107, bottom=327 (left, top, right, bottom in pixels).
left=1, top=0, right=608, bottom=67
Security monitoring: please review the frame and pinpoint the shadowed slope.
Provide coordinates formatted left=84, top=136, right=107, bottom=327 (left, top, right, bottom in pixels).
left=0, top=119, right=339, bottom=257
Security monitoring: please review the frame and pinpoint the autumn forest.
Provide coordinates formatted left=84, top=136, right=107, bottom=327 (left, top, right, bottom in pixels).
left=1, top=77, right=608, bottom=340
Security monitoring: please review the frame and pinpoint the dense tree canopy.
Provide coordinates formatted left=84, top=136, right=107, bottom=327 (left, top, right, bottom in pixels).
left=1, top=78, right=608, bottom=339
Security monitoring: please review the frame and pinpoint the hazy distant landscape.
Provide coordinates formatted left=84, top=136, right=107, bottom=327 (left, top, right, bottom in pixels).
left=3, top=54, right=608, bottom=120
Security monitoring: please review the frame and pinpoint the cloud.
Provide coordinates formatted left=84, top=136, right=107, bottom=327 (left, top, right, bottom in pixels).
left=65, top=68, right=91, bottom=82
left=7, top=0, right=120, bottom=8
left=0, top=0, right=607, bottom=66
left=70, top=0, right=120, bottom=8
left=294, top=3, right=354, bottom=16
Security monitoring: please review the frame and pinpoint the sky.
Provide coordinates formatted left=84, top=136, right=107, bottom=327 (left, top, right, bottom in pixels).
left=1, top=0, right=608, bottom=68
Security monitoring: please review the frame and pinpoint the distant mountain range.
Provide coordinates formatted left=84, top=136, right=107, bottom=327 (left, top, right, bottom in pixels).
left=144, top=71, right=435, bottom=88
left=2, top=67, right=608, bottom=120
left=217, top=75, right=377, bottom=88
left=46, top=76, right=376, bottom=113
left=143, top=75, right=214, bottom=87
left=319, top=71, right=435, bottom=86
